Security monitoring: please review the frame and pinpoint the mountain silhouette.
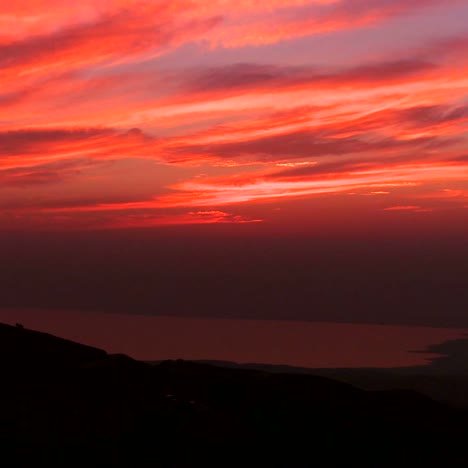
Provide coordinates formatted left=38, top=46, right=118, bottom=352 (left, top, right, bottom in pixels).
left=189, top=352, right=468, bottom=410
left=1, top=322, right=468, bottom=465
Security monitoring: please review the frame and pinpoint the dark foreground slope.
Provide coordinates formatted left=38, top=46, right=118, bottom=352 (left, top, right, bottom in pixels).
left=191, top=360, right=468, bottom=410
left=1, top=323, right=467, bottom=466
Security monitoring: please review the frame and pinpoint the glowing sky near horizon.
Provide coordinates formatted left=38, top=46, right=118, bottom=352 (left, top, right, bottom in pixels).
left=1, top=0, right=468, bottom=231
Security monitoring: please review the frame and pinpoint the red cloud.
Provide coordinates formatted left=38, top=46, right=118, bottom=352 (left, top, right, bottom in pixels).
left=0, top=128, right=159, bottom=170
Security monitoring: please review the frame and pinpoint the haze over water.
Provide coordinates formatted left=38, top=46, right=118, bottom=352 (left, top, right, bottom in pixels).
left=1, top=309, right=466, bottom=369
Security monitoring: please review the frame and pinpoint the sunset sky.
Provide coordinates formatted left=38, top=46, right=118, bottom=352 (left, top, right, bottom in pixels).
left=1, top=0, right=468, bottom=232
left=1, top=1, right=468, bottom=363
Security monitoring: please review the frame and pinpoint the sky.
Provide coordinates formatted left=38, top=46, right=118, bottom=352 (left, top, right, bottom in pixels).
left=1, top=0, right=468, bottom=232
left=1, top=1, right=468, bottom=362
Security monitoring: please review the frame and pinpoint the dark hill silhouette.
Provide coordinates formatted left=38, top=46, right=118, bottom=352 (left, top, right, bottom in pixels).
left=187, top=337, right=468, bottom=410
left=1, top=323, right=468, bottom=465
left=0, top=322, right=107, bottom=368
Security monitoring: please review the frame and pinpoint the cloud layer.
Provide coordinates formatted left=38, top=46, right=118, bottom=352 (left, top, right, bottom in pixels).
left=1, top=0, right=468, bottom=230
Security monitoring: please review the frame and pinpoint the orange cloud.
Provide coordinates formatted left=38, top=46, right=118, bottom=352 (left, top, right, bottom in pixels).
left=13, top=160, right=464, bottom=217
left=0, top=2, right=220, bottom=90
left=157, top=162, right=468, bottom=208
left=0, top=127, right=159, bottom=170
left=103, top=209, right=263, bottom=229
left=384, top=205, right=423, bottom=211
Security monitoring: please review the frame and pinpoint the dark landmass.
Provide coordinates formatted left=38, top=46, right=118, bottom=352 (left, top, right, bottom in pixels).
left=185, top=336, right=468, bottom=410
left=181, top=357, right=468, bottom=410
left=2, top=323, right=468, bottom=466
